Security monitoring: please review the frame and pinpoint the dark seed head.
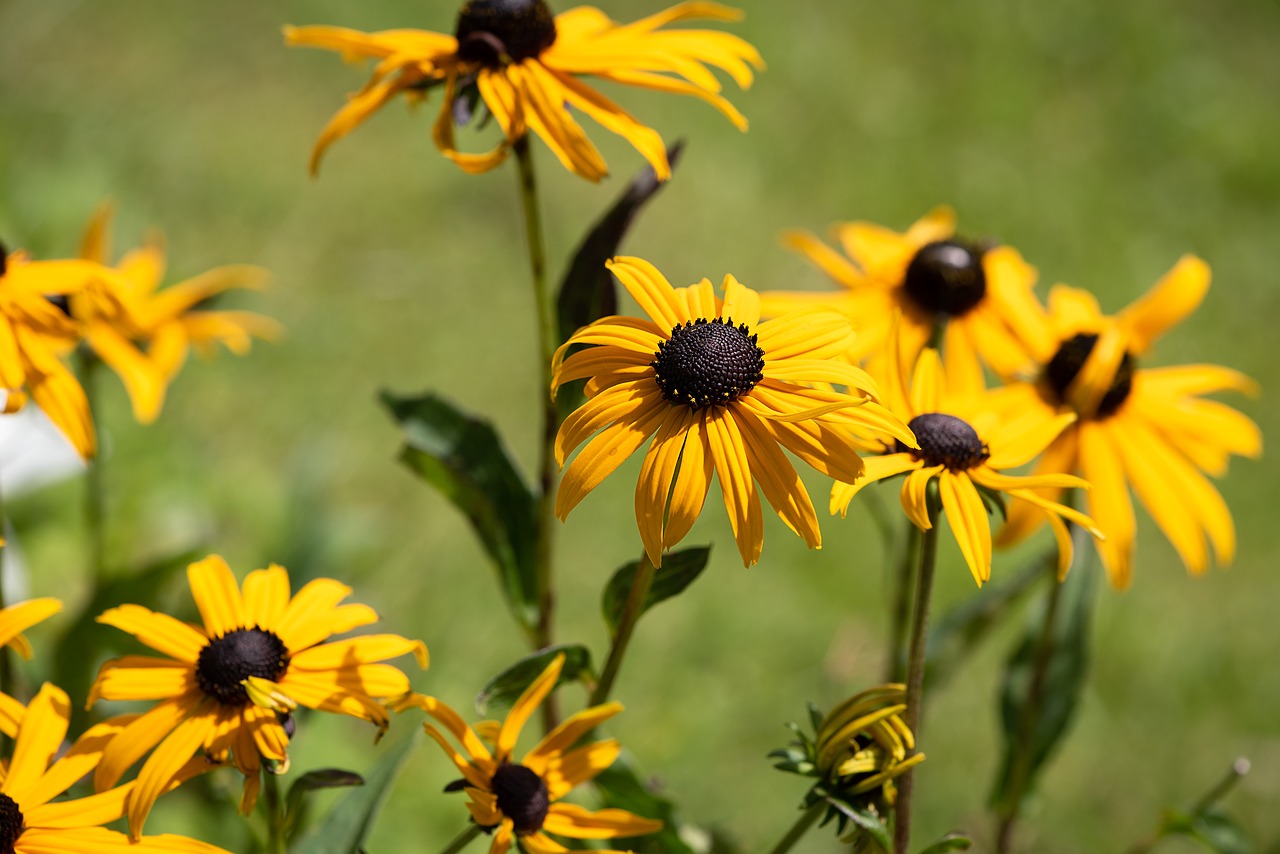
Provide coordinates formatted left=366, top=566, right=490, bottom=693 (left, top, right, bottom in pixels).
left=0, top=240, right=8, bottom=277
left=1044, top=333, right=1135, bottom=418
left=652, top=317, right=765, bottom=409
left=897, top=412, right=989, bottom=471
left=195, top=628, right=290, bottom=707
left=902, top=240, right=987, bottom=318
left=455, top=0, right=557, bottom=66
left=0, top=793, right=22, bottom=851
left=491, top=763, right=550, bottom=834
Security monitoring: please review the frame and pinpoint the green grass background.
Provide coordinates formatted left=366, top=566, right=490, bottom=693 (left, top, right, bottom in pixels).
left=3, top=0, right=1278, bottom=851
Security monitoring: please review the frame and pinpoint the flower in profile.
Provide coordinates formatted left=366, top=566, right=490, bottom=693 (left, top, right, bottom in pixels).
left=984, top=257, right=1261, bottom=588
left=760, top=207, right=1046, bottom=395
left=0, top=682, right=230, bottom=853
left=89, top=554, right=428, bottom=836
left=831, top=327, right=1101, bottom=586
left=0, top=241, right=105, bottom=457
left=398, top=654, right=661, bottom=853
left=72, top=205, right=278, bottom=424
left=770, top=685, right=922, bottom=842
left=552, top=256, right=916, bottom=568
left=286, top=1, right=762, bottom=181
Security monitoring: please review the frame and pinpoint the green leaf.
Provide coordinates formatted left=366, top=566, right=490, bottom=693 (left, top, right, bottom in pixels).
left=917, top=833, right=974, bottom=853
left=990, top=554, right=1097, bottom=815
left=602, top=546, right=711, bottom=636
left=1162, top=807, right=1256, bottom=854
left=290, top=725, right=420, bottom=854
left=474, top=644, right=593, bottom=717
left=381, top=390, right=538, bottom=631
left=284, top=769, right=365, bottom=842
left=824, top=798, right=891, bottom=852
left=593, top=754, right=696, bottom=854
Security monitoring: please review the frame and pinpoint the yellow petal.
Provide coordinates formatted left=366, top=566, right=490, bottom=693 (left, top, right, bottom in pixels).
left=187, top=555, right=246, bottom=638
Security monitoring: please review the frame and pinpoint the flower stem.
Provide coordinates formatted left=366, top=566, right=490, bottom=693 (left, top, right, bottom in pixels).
left=76, top=348, right=107, bottom=582
left=439, top=824, right=483, bottom=854
left=513, top=136, right=562, bottom=730
left=768, top=800, right=826, bottom=854
left=263, top=770, right=287, bottom=854
left=893, top=518, right=939, bottom=854
left=589, top=550, right=657, bottom=706
left=0, top=479, right=9, bottom=699
left=886, top=518, right=921, bottom=682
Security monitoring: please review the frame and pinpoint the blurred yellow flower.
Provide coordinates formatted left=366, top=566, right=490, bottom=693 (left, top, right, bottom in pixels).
left=398, top=654, right=661, bottom=854
left=814, top=684, right=923, bottom=802
left=89, top=555, right=428, bottom=837
left=287, top=0, right=762, bottom=181
left=553, top=256, right=916, bottom=568
left=761, top=207, right=1045, bottom=396
left=73, top=206, right=278, bottom=424
left=0, top=598, right=61, bottom=665
left=985, top=256, right=1261, bottom=587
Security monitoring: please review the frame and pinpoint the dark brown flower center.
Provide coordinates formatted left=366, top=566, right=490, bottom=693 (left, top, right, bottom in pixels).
left=1044, top=332, right=1135, bottom=418
left=455, top=0, right=557, bottom=66
left=902, top=240, right=987, bottom=318
left=0, top=794, right=22, bottom=853
left=652, top=317, right=765, bottom=409
left=0, top=240, right=8, bottom=277
left=491, top=763, right=550, bottom=834
left=897, top=412, right=989, bottom=470
left=195, top=628, right=290, bottom=707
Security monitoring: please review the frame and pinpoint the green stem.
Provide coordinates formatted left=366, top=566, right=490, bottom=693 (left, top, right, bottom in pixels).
left=886, top=518, right=920, bottom=683
left=263, top=770, right=287, bottom=854
left=77, top=349, right=107, bottom=581
left=514, top=137, right=562, bottom=731
left=589, top=551, right=657, bottom=706
left=1126, top=758, right=1251, bottom=854
left=768, top=800, right=826, bottom=854
left=0, top=479, right=9, bottom=700
left=439, top=824, right=483, bottom=854
left=893, top=518, right=939, bottom=854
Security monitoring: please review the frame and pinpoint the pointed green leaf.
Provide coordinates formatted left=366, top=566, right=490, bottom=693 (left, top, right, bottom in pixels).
left=381, top=390, right=538, bottom=631
left=290, top=725, right=420, bottom=854
left=475, top=644, right=593, bottom=717
left=284, top=769, right=365, bottom=841
left=602, top=546, right=711, bottom=635
left=824, top=798, right=892, bottom=851
left=593, top=753, right=696, bottom=854
left=1161, top=807, right=1255, bottom=854
left=917, top=834, right=973, bottom=853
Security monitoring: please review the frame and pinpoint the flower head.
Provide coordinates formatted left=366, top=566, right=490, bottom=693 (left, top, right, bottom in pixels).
left=72, top=205, right=278, bottom=424
left=398, top=654, right=662, bottom=853
left=985, top=256, right=1261, bottom=587
left=89, top=555, right=428, bottom=837
left=286, top=2, right=763, bottom=181
left=760, top=207, right=1046, bottom=396
left=0, top=241, right=106, bottom=457
left=553, top=256, right=916, bottom=568
left=831, top=324, right=1102, bottom=586
left=0, top=682, right=229, bottom=853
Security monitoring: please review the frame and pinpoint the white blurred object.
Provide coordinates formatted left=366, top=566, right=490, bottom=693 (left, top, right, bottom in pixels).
left=0, top=405, right=85, bottom=496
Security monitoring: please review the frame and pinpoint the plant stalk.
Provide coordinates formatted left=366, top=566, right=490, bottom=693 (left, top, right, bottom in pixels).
left=887, top=517, right=921, bottom=683
left=263, top=770, right=287, bottom=854
left=439, top=824, right=483, bottom=854
left=893, top=518, right=939, bottom=854
left=768, top=800, right=826, bottom=854
left=589, top=550, right=657, bottom=706
left=77, top=348, right=107, bottom=581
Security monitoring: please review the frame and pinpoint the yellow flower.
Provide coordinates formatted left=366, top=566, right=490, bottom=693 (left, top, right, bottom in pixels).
left=89, top=555, right=428, bottom=837
left=760, top=207, right=1046, bottom=396
left=398, top=654, right=662, bottom=853
left=552, top=256, right=916, bottom=568
left=0, top=682, right=229, bottom=853
left=73, top=205, right=278, bottom=424
left=831, top=329, right=1101, bottom=586
left=814, top=684, right=923, bottom=803
left=0, top=242, right=104, bottom=457
left=286, top=1, right=762, bottom=181
left=984, top=257, right=1261, bottom=588
left=0, top=598, right=62, bottom=664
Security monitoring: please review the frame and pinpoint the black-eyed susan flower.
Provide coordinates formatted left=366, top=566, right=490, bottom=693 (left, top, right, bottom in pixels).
left=0, top=682, right=229, bottom=853
left=0, top=241, right=105, bottom=457
left=984, top=257, right=1261, bottom=588
left=831, top=331, right=1101, bottom=586
left=552, top=256, right=916, bottom=568
left=398, top=654, right=661, bottom=853
left=89, top=554, right=428, bottom=836
left=72, top=206, right=278, bottom=424
left=760, top=207, right=1047, bottom=396
left=286, top=1, right=762, bottom=181
left=0, top=597, right=61, bottom=664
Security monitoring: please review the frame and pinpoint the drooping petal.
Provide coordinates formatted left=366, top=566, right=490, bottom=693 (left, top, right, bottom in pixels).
left=556, top=403, right=668, bottom=520
left=1078, top=421, right=1136, bottom=588
left=1118, top=255, right=1210, bottom=353
left=496, top=655, right=564, bottom=762
left=635, top=407, right=695, bottom=567
left=899, top=466, right=942, bottom=531
left=542, top=802, right=665, bottom=839
left=705, top=408, right=763, bottom=566
left=830, top=455, right=922, bottom=516
left=938, top=471, right=993, bottom=586
left=733, top=408, right=819, bottom=547
left=3, top=684, right=72, bottom=802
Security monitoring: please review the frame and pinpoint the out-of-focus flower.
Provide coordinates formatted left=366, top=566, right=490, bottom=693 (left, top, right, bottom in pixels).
left=761, top=207, right=1045, bottom=395
left=287, top=1, right=762, bottom=181
left=89, top=555, right=427, bottom=836
left=553, top=256, right=915, bottom=567
left=398, top=654, right=661, bottom=854
left=985, top=256, right=1261, bottom=587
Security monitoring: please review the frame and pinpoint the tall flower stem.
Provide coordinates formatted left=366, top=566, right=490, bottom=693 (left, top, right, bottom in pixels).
left=514, top=137, right=562, bottom=730
left=886, top=519, right=921, bottom=682
left=589, top=550, right=657, bottom=706
left=263, top=769, right=287, bottom=854
left=767, top=801, right=826, bottom=854
left=0, top=480, right=9, bottom=699
left=439, top=824, right=482, bottom=854
left=76, top=348, right=107, bottom=581
left=893, top=515, right=940, bottom=854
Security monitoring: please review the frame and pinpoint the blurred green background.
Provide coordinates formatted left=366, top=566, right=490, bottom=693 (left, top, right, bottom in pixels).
left=2, top=0, right=1278, bottom=851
